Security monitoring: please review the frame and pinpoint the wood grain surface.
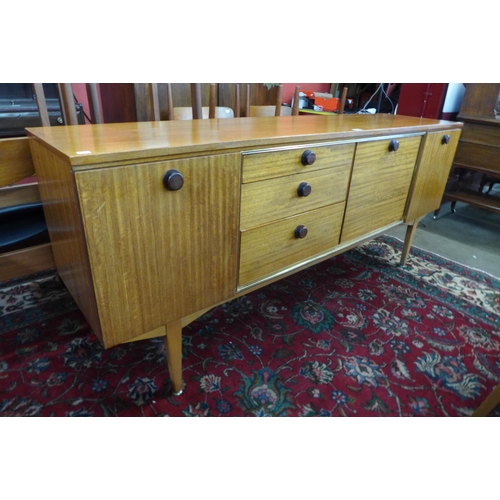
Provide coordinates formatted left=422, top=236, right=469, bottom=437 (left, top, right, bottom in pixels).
left=0, top=137, right=35, bottom=187
left=239, top=203, right=345, bottom=287
left=405, top=129, right=461, bottom=222
left=26, top=115, right=460, bottom=168
left=341, top=135, right=422, bottom=243
left=28, top=140, right=102, bottom=341
left=241, top=166, right=350, bottom=230
left=242, top=142, right=355, bottom=184
left=75, top=154, right=240, bottom=347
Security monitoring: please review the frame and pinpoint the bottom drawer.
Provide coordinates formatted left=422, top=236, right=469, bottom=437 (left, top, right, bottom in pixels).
left=238, top=202, right=345, bottom=288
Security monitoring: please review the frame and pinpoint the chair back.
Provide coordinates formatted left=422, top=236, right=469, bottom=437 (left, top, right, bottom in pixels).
left=249, top=105, right=292, bottom=117
left=138, top=83, right=239, bottom=121
left=245, top=84, right=300, bottom=117
left=173, top=107, right=235, bottom=120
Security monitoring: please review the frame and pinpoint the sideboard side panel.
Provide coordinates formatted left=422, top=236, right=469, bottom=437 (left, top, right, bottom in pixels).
left=28, top=139, right=102, bottom=341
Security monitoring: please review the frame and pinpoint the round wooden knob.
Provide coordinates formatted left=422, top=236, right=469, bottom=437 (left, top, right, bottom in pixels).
left=388, top=140, right=400, bottom=152
left=301, top=150, right=316, bottom=166
left=163, top=170, right=184, bottom=191
left=297, top=182, right=312, bottom=197
left=294, top=225, right=308, bottom=239
left=442, top=134, right=451, bottom=145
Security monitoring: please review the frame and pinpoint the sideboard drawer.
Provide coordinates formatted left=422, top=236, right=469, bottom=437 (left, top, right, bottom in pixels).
left=240, top=164, right=351, bottom=230
left=242, top=142, right=355, bottom=183
left=238, top=202, right=345, bottom=288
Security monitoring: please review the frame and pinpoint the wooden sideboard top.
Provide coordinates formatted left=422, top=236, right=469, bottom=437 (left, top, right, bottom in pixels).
left=26, top=115, right=462, bottom=168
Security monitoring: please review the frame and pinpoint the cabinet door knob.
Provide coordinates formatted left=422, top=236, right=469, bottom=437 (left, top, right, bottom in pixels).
left=294, top=225, right=308, bottom=239
left=301, top=150, right=316, bottom=166
left=297, top=182, right=312, bottom=197
left=388, top=139, right=400, bottom=152
left=442, top=134, right=451, bottom=145
left=163, top=169, right=184, bottom=191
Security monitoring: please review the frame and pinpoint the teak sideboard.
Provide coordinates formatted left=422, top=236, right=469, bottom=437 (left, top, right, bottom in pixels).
left=26, top=114, right=462, bottom=395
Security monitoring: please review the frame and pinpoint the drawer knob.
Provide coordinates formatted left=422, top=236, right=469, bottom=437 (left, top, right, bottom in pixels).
left=163, top=169, right=184, bottom=191
left=442, top=134, right=451, bottom=145
left=301, top=150, right=316, bottom=166
left=297, top=182, right=312, bottom=197
left=388, top=139, right=400, bottom=152
left=294, top=225, right=308, bottom=239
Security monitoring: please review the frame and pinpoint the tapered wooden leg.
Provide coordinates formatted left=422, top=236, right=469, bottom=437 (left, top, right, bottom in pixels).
left=472, top=383, right=500, bottom=417
left=164, top=319, right=183, bottom=395
left=400, top=217, right=422, bottom=265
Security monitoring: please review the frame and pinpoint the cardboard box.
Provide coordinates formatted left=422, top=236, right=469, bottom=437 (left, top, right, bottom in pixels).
left=301, top=91, right=339, bottom=112
left=315, top=96, right=339, bottom=112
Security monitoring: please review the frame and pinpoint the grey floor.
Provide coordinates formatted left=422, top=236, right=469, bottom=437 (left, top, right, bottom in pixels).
left=385, top=200, right=499, bottom=278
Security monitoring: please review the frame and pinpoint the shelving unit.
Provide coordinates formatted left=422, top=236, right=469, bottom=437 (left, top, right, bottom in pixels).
left=436, top=84, right=500, bottom=217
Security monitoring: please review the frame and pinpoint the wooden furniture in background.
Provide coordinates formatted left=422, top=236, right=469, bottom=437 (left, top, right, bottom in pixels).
left=0, top=137, right=55, bottom=281
left=0, top=83, right=101, bottom=283
left=291, top=86, right=300, bottom=116
left=99, top=84, right=287, bottom=123
left=246, top=85, right=301, bottom=117
left=27, top=115, right=462, bottom=395
left=131, top=83, right=211, bottom=122
left=436, top=83, right=500, bottom=217
left=338, top=86, right=349, bottom=115
left=171, top=83, right=238, bottom=120
left=99, top=83, right=242, bottom=123
left=141, top=83, right=204, bottom=121
left=219, top=83, right=285, bottom=118
left=247, top=84, right=284, bottom=117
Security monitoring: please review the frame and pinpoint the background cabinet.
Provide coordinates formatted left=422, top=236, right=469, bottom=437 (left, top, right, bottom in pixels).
left=438, top=83, right=500, bottom=216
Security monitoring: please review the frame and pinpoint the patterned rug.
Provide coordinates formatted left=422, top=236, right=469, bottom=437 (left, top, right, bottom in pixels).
left=1, top=235, right=499, bottom=417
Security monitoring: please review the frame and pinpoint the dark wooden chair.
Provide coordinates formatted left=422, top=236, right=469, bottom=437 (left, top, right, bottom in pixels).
left=338, top=86, right=349, bottom=115
left=245, top=84, right=301, bottom=117
left=139, top=83, right=240, bottom=121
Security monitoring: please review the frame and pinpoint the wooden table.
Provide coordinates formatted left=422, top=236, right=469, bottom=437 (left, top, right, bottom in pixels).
left=27, top=114, right=462, bottom=395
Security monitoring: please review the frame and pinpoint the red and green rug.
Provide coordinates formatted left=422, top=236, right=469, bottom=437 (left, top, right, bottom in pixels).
left=1, top=235, right=499, bottom=417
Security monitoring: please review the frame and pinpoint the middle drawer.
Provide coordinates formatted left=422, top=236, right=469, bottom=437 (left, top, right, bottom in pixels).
left=240, top=165, right=351, bottom=230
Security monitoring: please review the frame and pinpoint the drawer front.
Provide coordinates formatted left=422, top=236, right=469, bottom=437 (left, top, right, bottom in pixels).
left=460, top=122, right=500, bottom=148
left=242, top=142, right=355, bottom=183
left=341, top=135, right=422, bottom=243
left=239, top=203, right=345, bottom=288
left=453, top=142, right=500, bottom=173
left=240, top=164, right=351, bottom=230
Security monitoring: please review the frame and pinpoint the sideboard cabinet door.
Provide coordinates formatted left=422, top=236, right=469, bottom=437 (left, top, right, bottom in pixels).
left=405, top=129, right=461, bottom=222
left=341, top=135, right=422, bottom=243
left=74, top=153, right=241, bottom=348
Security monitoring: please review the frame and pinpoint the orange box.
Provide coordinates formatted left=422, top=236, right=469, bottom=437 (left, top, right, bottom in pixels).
left=315, top=96, right=339, bottom=112
left=301, top=91, right=339, bottom=112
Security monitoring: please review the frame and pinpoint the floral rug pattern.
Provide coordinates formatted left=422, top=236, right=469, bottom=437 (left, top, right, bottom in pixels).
left=1, top=235, right=499, bottom=417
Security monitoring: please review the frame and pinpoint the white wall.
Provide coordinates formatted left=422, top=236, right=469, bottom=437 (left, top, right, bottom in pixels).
left=442, top=83, right=466, bottom=113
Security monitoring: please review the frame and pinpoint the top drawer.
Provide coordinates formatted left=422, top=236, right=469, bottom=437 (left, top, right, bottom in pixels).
left=242, top=142, right=355, bottom=183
